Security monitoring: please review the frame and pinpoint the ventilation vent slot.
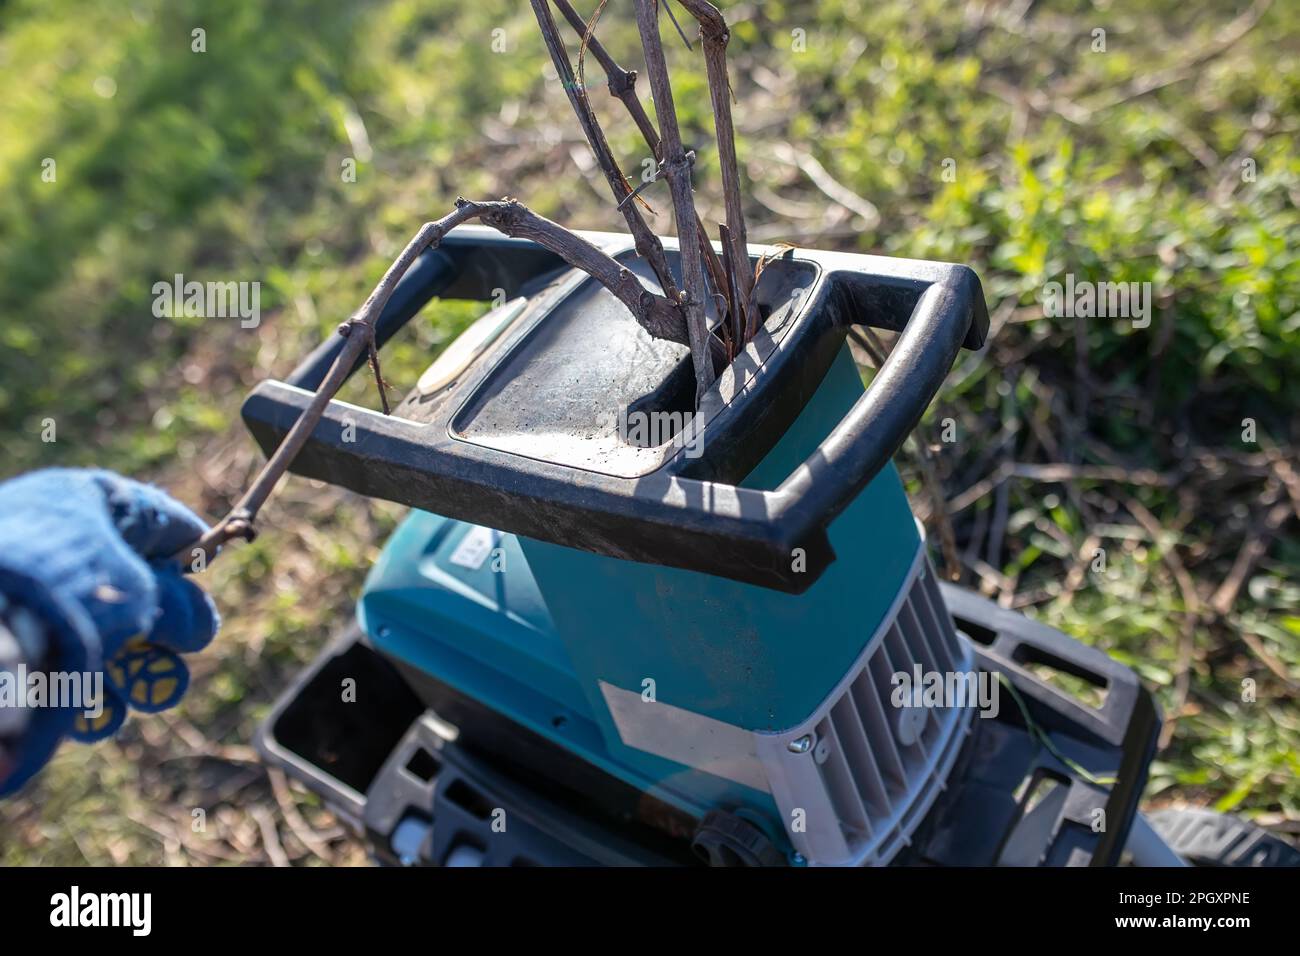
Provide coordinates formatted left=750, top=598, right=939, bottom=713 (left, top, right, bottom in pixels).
left=756, top=553, right=976, bottom=866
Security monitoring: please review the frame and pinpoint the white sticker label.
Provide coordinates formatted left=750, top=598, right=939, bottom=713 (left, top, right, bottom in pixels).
left=448, top=525, right=496, bottom=570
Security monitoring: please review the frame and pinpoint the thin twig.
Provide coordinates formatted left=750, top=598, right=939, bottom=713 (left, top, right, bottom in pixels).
left=364, top=330, right=390, bottom=415
left=768, top=143, right=881, bottom=229
left=676, top=1, right=754, bottom=326
left=1209, top=481, right=1290, bottom=616
left=1263, top=445, right=1300, bottom=522
left=179, top=203, right=476, bottom=564
left=719, top=222, right=743, bottom=353
left=633, top=0, right=716, bottom=403
left=1077, top=0, right=1271, bottom=117
left=268, top=767, right=337, bottom=864
left=1125, top=494, right=1202, bottom=748
left=1058, top=532, right=1102, bottom=609
left=914, top=430, right=962, bottom=583
left=552, top=0, right=732, bottom=314
left=946, top=461, right=1173, bottom=515
left=574, top=0, right=610, bottom=94
left=252, top=805, right=291, bottom=868
left=531, top=0, right=680, bottom=299
left=1239, top=631, right=1300, bottom=694
left=662, top=0, right=695, bottom=50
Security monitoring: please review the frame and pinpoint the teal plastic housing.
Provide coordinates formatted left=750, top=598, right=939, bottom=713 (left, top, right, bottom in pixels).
left=359, top=345, right=920, bottom=822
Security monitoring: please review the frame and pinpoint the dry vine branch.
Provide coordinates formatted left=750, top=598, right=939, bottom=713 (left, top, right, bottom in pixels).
left=537, top=0, right=728, bottom=398
left=633, top=0, right=716, bottom=403
left=553, top=0, right=732, bottom=310
left=675, top=0, right=753, bottom=326
left=180, top=198, right=689, bottom=566
left=530, top=0, right=679, bottom=300
left=554, top=0, right=757, bottom=368
left=185, top=0, right=760, bottom=566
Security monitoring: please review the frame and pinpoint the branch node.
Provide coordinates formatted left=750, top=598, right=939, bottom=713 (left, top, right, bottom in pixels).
left=668, top=150, right=697, bottom=175
left=608, top=68, right=637, bottom=98
left=336, top=318, right=364, bottom=338
left=223, top=509, right=258, bottom=544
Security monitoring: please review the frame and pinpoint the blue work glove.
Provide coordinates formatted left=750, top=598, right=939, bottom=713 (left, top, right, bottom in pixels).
left=0, top=469, right=219, bottom=796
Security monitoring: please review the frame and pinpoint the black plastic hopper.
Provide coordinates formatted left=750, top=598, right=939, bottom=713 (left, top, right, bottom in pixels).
left=241, top=227, right=988, bottom=592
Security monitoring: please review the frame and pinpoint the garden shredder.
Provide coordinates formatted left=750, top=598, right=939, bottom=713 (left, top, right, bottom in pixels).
left=240, top=226, right=1267, bottom=867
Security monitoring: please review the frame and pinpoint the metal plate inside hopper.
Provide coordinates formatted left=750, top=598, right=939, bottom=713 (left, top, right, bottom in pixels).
left=449, top=252, right=818, bottom=479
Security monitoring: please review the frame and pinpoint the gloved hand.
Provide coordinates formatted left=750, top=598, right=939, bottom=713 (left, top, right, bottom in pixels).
left=0, top=469, right=219, bottom=795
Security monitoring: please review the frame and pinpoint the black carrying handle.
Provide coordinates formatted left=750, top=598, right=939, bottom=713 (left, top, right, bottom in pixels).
left=241, top=235, right=987, bottom=594
left=775, top=270, right=984, bottom=535
left=604, top=265, right=987, bottom=592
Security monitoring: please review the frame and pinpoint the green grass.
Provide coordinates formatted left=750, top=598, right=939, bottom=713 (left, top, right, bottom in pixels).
left=1, top=0, right=1296, bottom=863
